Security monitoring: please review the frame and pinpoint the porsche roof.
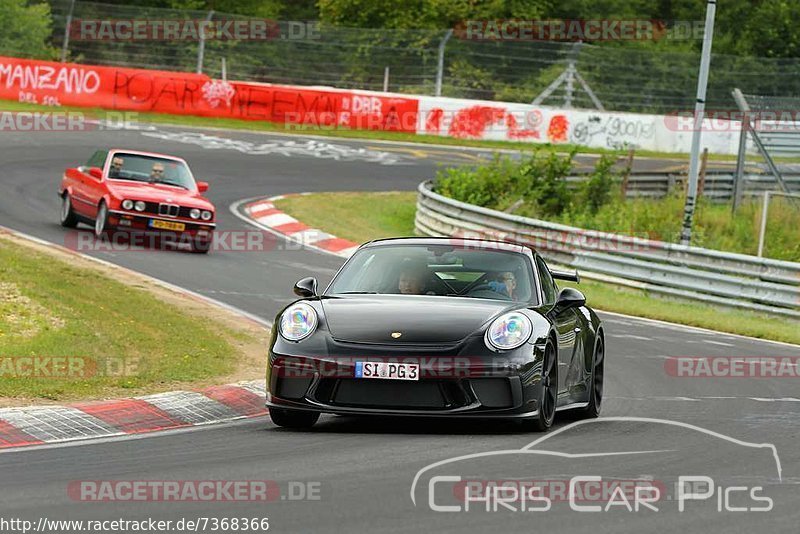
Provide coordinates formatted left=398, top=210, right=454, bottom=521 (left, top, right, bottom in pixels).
left=361, top=236, right=535, bottom=255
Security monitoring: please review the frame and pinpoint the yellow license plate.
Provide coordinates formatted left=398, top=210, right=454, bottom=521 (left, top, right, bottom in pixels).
left=150, top=220, right=185, bottom=231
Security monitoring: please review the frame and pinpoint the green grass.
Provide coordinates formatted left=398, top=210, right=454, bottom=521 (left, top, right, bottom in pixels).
left=554, top=194, right=800, bottom=262
left=0, top=238, right=253, bottom=401
left=273, top=191, right=800, bottom=344
left=0, top=99, right=725, bottom=161
left=274, top=192, right=417, bottom=244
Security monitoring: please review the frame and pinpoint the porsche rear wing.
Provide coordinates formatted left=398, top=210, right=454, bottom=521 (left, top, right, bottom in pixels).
left=551, top=269, right=580, bottom=283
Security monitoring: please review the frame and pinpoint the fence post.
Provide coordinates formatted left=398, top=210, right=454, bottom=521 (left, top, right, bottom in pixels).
left=196, top=10, right=215, bottom=74
left=757, top=191, right=770, bottom=258
left=732, top=108, right=749, bottom=212
left=620, top=148, right=635, bottom=198
left=383, top=66, right=389, bottom=92
left=435, top=29, right=453, bottom=97
left=698, top=148, right=709, bottom=197
left=60, top=0, right=76, bottom=63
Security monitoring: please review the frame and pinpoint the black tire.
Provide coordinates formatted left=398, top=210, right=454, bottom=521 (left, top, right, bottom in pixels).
left=190, top=237, right=211, bottom=254
left=269, top=407, right=320, bottom=429
left=579, top=335, right=604, bottom=419
left=94, top=201, right=110, bottom=238
left=60, top=193, right=79, bottom=228
left=525, top=341, right=558, bottom=432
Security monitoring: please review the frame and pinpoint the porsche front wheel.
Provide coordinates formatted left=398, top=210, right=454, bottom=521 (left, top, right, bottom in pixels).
left=269, top=407, right=320, bottom=429
left=525, top=341, right=558, bottom=432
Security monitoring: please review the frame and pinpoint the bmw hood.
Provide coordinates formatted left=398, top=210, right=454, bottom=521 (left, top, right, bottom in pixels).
left=319, top=295, right=516, bottom=344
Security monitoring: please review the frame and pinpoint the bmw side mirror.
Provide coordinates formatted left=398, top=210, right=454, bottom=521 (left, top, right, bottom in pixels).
left=294, top=277, right=318, bottom=298
left=88, top=167, right=103, bottom=180
left=196, top=181, right=209, bottom=193
left=554, top=287, right=586, bottom=312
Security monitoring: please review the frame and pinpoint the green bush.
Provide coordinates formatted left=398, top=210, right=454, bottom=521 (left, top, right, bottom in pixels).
left=433, top=149, right=800, bottom=260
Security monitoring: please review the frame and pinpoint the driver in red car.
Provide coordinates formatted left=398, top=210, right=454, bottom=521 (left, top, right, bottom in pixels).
left=108, top=156, right=124, bottom=178
left=149, top=162, right=165, bottom=181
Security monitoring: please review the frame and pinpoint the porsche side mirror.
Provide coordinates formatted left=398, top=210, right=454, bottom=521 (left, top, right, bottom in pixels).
left=88, top=167, right=103, bottom=180
left=554, top=287, right=586, bottom=312
left=294, top=277, right=318, bottom=298
left=196, top=181, right=209, bottom=193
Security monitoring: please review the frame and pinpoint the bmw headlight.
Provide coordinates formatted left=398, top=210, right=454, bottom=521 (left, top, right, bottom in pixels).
left=485, top=312, right=532, bottom=351
left=201, top=210, right=213, bottom=221
left=134, top=201, right=146, bottom=212
left=190, top=208, right=201, bottom=219
left=279, top=302, right=318, bottom=342
left=121, top=199, right=133, bottom=210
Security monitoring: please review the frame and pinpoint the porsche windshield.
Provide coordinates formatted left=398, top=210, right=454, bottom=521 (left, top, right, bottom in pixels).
left=106, top=153, right=196, bottom=190
left=327, top=244, right=537, bottom=303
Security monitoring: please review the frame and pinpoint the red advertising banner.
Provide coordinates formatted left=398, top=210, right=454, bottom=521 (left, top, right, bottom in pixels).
left=0, top=56, right=418, bottom=132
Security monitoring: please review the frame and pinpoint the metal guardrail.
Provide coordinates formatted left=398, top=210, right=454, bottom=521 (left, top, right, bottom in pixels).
left=568, top=171, right=800, bottom=201
left=414, top=181, right=800, bottom=318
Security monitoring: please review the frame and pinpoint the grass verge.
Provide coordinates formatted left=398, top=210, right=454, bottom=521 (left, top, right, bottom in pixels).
left=273, top=191, right=800, bottom=345
left=0, top=99, right=717, bottom=161
left=0, top=233, right=268, bottom=404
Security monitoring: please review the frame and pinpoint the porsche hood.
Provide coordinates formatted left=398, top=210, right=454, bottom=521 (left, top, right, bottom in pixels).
left=319, top=295, right=518, bottom=344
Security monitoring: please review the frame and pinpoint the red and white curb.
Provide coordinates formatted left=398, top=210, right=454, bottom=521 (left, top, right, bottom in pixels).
left=242, top=194, right=360, bottom=258
left=0, top=380, right=267, bottom=450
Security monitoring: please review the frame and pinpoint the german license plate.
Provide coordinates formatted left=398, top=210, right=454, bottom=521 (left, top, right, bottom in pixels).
left=150, top=219, right=185, bottom=231
left=355, top=362, right=419, bottom=381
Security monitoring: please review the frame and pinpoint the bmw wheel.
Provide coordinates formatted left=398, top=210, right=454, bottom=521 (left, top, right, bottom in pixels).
left=94, top=201, right=109, bottom=238
left=60, top=193, right=78, bottom=228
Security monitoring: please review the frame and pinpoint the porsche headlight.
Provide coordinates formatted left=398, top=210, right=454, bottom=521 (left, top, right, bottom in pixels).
left=190, top=208, right=201, bottom=219
left=121, top=199, right=133, bottom=210
left=279, top=302, right=318, bottom=342
left=134, top=201, right=146, bottom=212
left=485, top=312, right=532, bottom=351
left=201, top=210, right=213, bottom=221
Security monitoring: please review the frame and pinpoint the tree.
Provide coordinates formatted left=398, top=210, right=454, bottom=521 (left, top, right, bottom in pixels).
left=0, top=0, right=57, bottom=59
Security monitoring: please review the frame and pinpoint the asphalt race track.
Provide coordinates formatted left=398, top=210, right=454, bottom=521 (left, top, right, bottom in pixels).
left=1, top=124, right=799, bottom=533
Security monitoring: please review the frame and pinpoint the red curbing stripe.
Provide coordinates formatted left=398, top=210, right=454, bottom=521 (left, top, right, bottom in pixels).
left=0, top=420, right=44, bottom=448
left=272, top=221, right=310, bottom=234
left=72, top=399, right=189, bottom=434
left=315, top=237, right=358, bottom=253
left=199, top=385, right=267, bottom=417
left=250, top=207, right=280, bottom=219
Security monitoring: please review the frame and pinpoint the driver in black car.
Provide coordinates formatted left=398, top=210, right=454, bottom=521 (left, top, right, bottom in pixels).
left=397, top=261, right=433, bottom=295
left=489, top=271, right=518, bottom=300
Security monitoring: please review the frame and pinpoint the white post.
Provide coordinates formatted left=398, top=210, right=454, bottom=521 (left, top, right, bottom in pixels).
left=221, top=57, right=227, bottom=81
left=383, top=66, right=389, bottom=92
left=680, top=0, right=717, bottom=246
left=196, top=11, right=214, bottom=74
left=435, top=29, right=453, bottom=97
left=60, top=0, right=76, bottom=63
left=757, top=191, right=770, bottom=258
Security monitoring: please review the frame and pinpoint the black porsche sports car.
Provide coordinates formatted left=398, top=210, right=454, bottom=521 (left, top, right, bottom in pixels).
left=266, top=237, right=605, bottom=431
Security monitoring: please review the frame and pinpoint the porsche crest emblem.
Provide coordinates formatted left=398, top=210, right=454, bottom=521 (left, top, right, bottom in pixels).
left=390, top=332, right=402, bottom=339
